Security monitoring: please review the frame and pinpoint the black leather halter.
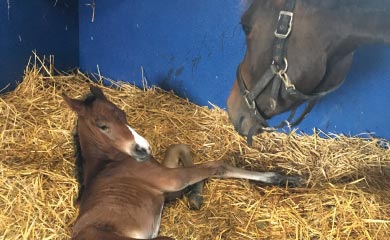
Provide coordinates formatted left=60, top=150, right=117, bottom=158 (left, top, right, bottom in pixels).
left=237, top=0, right=343, bottom=145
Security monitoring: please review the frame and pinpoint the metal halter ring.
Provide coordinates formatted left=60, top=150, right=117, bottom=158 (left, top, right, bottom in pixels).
left=272, top=57, right=288, bottom=74
left=273, top=58, right=295, bottom=90
left=280, top=57, right=288, bottom=74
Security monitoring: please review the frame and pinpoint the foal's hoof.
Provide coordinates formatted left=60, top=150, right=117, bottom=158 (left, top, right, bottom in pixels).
left=272, top=173, right=303, bottom=188
left=188, top=194, right=204, bottom=210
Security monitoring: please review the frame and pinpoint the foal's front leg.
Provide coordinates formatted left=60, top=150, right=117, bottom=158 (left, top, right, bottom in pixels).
left=162, top=144, right=204, bottom=210
left=158, top=160, right=302, bottom=193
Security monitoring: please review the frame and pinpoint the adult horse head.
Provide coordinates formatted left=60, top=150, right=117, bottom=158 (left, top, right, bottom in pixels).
left=227, top=0, right=390, bottom=144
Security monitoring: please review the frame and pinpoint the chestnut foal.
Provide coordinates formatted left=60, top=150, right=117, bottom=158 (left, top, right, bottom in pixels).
left=63, top=86, right=301, bottom=240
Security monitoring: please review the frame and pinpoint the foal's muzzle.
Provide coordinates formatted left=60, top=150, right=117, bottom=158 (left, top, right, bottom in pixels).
left=132, top=144, right=151, bottom=162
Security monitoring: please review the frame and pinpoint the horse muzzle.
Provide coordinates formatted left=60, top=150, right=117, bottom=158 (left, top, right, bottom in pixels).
left=132, top=144, right=151, bottom=162
left=227, top=106, right=267, bottom=146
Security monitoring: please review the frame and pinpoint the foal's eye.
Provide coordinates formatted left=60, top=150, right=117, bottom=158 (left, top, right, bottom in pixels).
left=96, top=123, right=109, bottom=131
left=99, top=125, right=108, bottom=131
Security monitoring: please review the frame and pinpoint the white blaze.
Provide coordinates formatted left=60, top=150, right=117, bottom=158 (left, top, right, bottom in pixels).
left=127, top=125, right=151, bottom=154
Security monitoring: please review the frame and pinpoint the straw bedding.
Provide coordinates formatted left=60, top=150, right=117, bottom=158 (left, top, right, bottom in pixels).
left=1, top=55, right=390, bottom=240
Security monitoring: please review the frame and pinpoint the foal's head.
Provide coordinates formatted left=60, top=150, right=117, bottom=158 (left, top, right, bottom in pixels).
left=63, top=85, right=151, bottom=162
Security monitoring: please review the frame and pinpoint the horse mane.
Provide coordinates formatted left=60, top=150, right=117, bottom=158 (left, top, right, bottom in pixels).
left=303, top=0, right=387, bottom=10
left=72, top=93, right=97, bottom=204
left=241, top=0, right=253, bottom=11
left=73, top=126, right=84, bottom=204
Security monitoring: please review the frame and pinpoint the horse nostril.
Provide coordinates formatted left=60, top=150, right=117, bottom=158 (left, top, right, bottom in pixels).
left=135, top=144, right=150, bottom=156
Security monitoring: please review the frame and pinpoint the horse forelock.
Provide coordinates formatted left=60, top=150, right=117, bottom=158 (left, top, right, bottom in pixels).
left=82, top=93, right=123, bottom=118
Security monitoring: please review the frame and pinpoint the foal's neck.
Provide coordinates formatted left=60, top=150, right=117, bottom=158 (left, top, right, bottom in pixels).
left=82, top=146, right=125, bottom=182
left=77, top=127, right=129, bottom=190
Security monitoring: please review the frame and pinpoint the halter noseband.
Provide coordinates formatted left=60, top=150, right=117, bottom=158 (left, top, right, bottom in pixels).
left=237, top=0, right=343, bottom=145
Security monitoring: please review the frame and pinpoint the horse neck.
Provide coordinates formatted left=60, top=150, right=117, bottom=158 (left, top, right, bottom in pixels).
left=338, top=2, right=390, bottom=46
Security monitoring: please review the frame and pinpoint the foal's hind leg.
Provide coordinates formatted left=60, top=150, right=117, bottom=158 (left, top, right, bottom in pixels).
left=162, top=144, right=204, bottom=210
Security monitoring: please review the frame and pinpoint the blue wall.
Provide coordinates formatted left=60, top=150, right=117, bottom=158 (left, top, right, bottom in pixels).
left=79, top=0, right=390, bottom=139
left=79, top=0, right=246, bottom=107
left=0, top=0, right=79, bottom=91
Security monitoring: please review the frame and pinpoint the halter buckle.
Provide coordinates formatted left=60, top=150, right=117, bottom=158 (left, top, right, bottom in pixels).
left=243, top=90, right=256, bottom=110
left=274, top=11, right=294, bottom=39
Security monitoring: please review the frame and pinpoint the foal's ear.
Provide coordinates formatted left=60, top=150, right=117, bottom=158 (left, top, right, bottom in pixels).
left=62, top=92, right=85, bottom=115
left=90, top=85, right=107, bottom=100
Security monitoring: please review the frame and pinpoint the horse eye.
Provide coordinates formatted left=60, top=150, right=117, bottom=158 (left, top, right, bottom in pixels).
left=241, top=24, right=252, bottom=35
left=99, top=125, right=108, bottom=131
left=96, top=123, right=109, bottom=131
